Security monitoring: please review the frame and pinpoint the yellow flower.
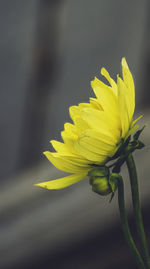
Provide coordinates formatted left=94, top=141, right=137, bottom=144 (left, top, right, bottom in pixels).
left=35, top=58, right=141, bottom=190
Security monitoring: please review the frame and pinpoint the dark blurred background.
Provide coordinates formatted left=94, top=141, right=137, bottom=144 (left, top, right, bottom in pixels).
left=0, top=0, right=150, bottom=268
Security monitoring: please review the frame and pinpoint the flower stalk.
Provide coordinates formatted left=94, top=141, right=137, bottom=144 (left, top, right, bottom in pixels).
left=116, top=173, right=145, bottom=269
left=126, top=153, right=150, bottom=269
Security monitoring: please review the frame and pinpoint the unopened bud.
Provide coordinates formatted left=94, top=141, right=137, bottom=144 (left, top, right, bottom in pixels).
left=92, top=176, right=112, bottom=196
left=88, top=166, right=110, bottom=196
left=89, top=167, right=118, bottom=196
left=88, top=166, right=109, bottom=179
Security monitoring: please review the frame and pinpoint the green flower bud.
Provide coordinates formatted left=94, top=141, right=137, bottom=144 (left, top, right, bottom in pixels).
left=88, top=167, right=118, bottom=196
left=92, top=176, right=112, bottom=196
left=88, top=166, right=110, bottom=196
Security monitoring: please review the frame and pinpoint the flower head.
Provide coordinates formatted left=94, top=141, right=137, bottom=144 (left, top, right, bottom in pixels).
left=35, top=58, right=141, bottom=190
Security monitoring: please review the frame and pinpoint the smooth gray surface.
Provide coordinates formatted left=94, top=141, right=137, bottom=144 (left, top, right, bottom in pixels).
left=0, top=0, right=37, bottom=179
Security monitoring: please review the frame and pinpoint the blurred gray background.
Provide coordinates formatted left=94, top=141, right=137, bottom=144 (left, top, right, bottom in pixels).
left=0, top=0, right=150, bottom=268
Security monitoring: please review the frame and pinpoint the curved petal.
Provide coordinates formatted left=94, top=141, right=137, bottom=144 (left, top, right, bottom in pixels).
left=62, top=155, right=92, bottom=166
left=90, top=98, right=103, bottom=110
left=75, top=129, right=117, bottom=159
left=122, top=58, right=135, bottom=103
left=91, top=77, right=119, bottom=118
left=74, top=129, right=113, bottom=163
left=117, top=76, right=130, bottom=138
left=101, top=67, right=118, bottom=97
left=75, top=140, right=108, bottom=163
left=66, top=109, right=90, bottom=136
left=69, top=104, right=91, bottom=122
left=121, top=58, right=135, bottom=122
left=78, top=103, right=91, bottom=109
left=69, top=103, right=92, bottom=122
left=64, top=122, right=78, bottom=135
left=81, top=107, right=121, bottom=140
left=69, top=106, right=81, bottom=122
left=44, top=151, right=90, bottom=173
left=61, top=130, right=78, bottom=155
left=35, top=172, right=87, bottom=190
left=51, top=140, right=74, bottom=155
left=73, top=116, right=89, bottom=134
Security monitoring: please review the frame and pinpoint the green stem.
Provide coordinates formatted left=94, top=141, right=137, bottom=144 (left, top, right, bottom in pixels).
left=126, top=153, right=150, bottom=269
left=116, top=174, right=145, bottom=268
left=126, top=154, right=150, bottom=269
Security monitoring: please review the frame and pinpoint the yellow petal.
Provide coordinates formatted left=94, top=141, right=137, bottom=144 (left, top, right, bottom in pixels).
left=62, top=155, right=92, bottom=166
left=61, top=131, right=78, bottom=155
left=78, top=103, right=91, bottom=109
left=121, top=58, right=135, bottom=121
left=69, top=105, right=85, bottom=122
left=51, top=140, right=73, bottom=155
left=80, top=128, right=117, bottom=147
left=117, top=76, right=130, bottom=138
left=69, top=106, right=80, bottom=122
left=64, top=122, right=78, bottom=135
left=69, top=103, right=92, bottom=123
left=73, top=116, right=89, bottom=134
left=101, top=67, right=118, bottom=96
left=75, top=140, right=107, bottom=163
left=44, top=151, right=90, bottom=173
left=91, top=77, right=119, bottom=118
left=122, top=58, right=135, bottom=101
left=81, top=107, right=121, bottom=140
left=75, top=129, right=117, bottom=160
left=90, top=98, right=103, bottom=110
left=35, top=172, right=87, bottom=190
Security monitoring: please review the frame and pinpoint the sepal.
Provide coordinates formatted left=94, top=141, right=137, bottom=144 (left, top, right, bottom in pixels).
left=88, top=166, right=109, bottom=178
left=133, top=125, right=145, bottom=141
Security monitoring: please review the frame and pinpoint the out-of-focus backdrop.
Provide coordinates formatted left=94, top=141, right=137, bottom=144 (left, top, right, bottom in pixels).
left=0, top=0, right=150, bottom=268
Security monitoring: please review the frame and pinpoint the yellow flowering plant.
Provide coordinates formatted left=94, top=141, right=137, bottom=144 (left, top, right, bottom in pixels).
left=35, top=58, right=141, bottom=190
left=35, top=58, right=149, bottom=269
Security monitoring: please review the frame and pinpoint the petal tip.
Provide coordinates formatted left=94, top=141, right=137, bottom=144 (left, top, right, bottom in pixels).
left=43, top=151, right=49, bottom=156
left=121, top=57, right=128, bottom=69
left=101, top=67, right=105, bottom=75
left=121, top=57, right=126, bottom=64
left=34, top=183, right=48, bottom=189
left=91, top=76, right=99, bottom=87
